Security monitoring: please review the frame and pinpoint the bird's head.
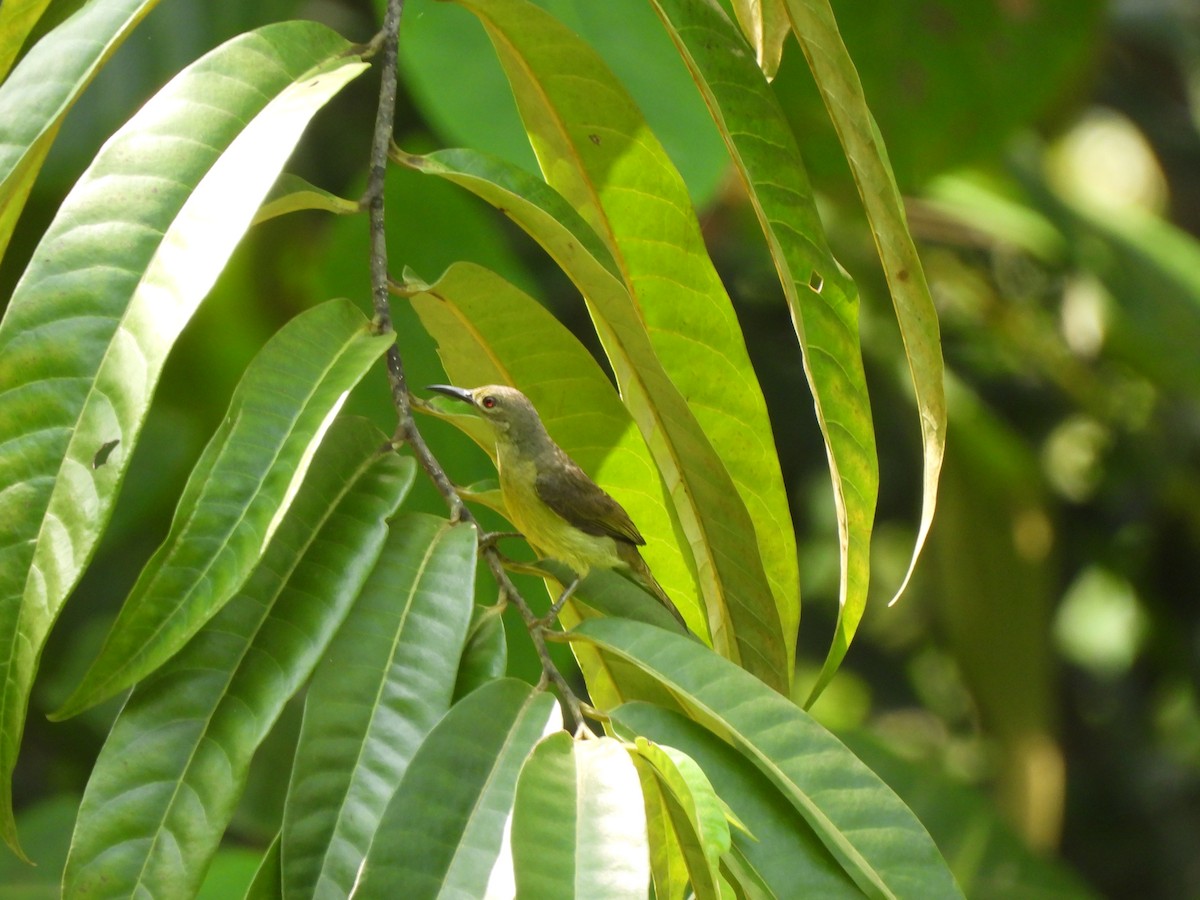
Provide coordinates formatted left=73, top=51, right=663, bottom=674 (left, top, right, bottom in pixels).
left=426, top=384, right=549, bottom=447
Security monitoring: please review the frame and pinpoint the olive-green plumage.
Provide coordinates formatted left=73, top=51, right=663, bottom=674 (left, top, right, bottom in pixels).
left=428, top=384, right=686, bottom=628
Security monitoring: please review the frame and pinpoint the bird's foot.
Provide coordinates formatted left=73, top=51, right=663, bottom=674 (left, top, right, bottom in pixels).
left=478, top=530, right=522, bottom=552
left=536, top=576, right=581, bottom=629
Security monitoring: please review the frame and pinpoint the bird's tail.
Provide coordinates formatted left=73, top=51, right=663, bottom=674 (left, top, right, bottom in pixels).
left=619, top=544, right=690, bottom=631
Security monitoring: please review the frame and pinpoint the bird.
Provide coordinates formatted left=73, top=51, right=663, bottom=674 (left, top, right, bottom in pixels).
left=427, top=383, right=688, bottom=629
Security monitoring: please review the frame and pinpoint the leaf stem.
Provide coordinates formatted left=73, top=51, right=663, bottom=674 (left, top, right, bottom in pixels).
left=363, top=0, right=586, bottom=734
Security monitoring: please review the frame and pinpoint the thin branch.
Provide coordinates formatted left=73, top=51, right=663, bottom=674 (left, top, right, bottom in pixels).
left=363, top=0, right=588, bottom=733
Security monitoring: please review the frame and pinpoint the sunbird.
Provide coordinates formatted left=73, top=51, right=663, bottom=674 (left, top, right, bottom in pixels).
left=427, top=384, right=687, bottom=629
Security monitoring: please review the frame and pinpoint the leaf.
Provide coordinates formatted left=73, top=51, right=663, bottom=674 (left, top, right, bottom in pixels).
left=534, top=559, right=694, bottom=715
left=728, top=0, right=790, bottom=79
left=198, top=850, right=265, bottom=900
left=280, top=514, right=478, bottom=900
left=635, top=768, right=689, bottom=900
left=253, top=173, right=360, bottom=224
left=52, top=298, right=393, bottom=719
left=782, top=0, right=947, bottom=625
left=512, top=733, right=650, bottom=899
left=614, top=703, right=859, bottom=898
left=400, top=148, right=789, bottom=692
left=61, top=417, right=415, bottom=900
left=453, top=604, right=507, bottom=701
left=535, top=561, right=693, bottom=636
left=0, top=0, right=163, bottom=262
left=578, top=618, right=964, bottom=899
left=631, top=737, right=732, bottom=899
left=0, top=20, right=367, bottom=852
left=650, top=0, right=879, bottom=704
left=0, top=0, right=53, bottom=83
left=401, top=260, right=703, bottom=634
left=245, top=835, right=283, bottom=900
left=457, top=0, right=800, bottom=671
left=352, top=679, right=560, bottom=899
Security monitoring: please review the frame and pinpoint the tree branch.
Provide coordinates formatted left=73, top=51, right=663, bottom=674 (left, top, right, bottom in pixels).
left=363, top=0, right=587, bottom=734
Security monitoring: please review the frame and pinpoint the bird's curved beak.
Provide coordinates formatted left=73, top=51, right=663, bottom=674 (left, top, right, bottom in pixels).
left=426, top=384, right=476, bottom=406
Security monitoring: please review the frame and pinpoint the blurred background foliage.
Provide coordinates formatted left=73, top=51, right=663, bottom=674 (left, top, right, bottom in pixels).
left=2, top=0, right=1198, bottom=896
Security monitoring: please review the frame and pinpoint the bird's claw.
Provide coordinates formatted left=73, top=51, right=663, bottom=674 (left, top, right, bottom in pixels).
left=479, top=530, right=522, bottom=552
left=535, top=576, right=581, bottom=629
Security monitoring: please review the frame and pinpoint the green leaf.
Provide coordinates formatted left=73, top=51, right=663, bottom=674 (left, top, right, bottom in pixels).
left=253, top=173, right=360, bottom=224
left=636, top=768, right=689, bottom=900
left=650, top=0, right=879, bottom=704
left=782, top=0, right=947, bottom=630
left=0, top=0, right=163, bottom=262
left=614, top=703, right=859, bottom=898
left=453, top=604, right=508, bottom=701
left=400, top=148, right=788, bottom=693
left=728, top=0, right=789, bottom=78
left=512, top=733, right=650, bottom=898
left=632, top=737, right=732, bottom=899
left=721, top=847, right=780, bottom=900
left=535, top=559, right=694, bottom=714
left=52, top=299, right=393, bottom=719
left=457, top=0, right=800, bottom=670
left=0, top=0, right=53, bottom=83
left=61, top=418, right=415, bottom=900
left=353, top=679, right=560, bottom=899
left=536, top=562, right=693, bottom=636
left=0, top=20, right=367, bottom=852
left=280, top=514, right=478, bottom=900
left=198, top=849, right=265, bottom=900
left=579, top=618, right=964, bottom=899
left=244, top=835, right=283, bottom=900
left=402, top=260, right=703, bottom=634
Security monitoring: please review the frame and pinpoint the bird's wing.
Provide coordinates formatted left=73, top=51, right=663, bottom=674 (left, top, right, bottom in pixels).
left=534, top=452, right=646, bottom=546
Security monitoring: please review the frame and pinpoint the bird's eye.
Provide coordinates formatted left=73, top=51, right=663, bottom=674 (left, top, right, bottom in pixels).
left=481, top=395, right=497, bottom=409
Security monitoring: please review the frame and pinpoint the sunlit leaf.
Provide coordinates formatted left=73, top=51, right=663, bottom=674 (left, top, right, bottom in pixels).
left=782, top=0, right=946, bottom=637
left=580, top=618, right=964, bottom=898
left=456, top=0, right=800, bottom=673
left=512, top=733, right=650, bottom=898
left=635, top=768, right=689, bottom=900
left=281, top=515, right=477, bottom=900
left=0, top=21, right=368, bottom=853
left=631, top=737, right=732, bottom=898
left=61, top=418, right=414, bottom=899
left=534, top=562, right=693, bottom=637
left=728, top=0, right=789, bottom=78
left=353, top=679, right=560, bottom=899
left=51, top=299, right=392, bottom=719
left=399, top=148, right=788, bottom=692
left=253, top=173, right=360, bottom=224
left=614, top=703, right=860, bottom=898
left=0, top=0, right=162, bottom=261
left=650, top=0, right=879, bottom=704
left=0, top=0, right=53, bottom=82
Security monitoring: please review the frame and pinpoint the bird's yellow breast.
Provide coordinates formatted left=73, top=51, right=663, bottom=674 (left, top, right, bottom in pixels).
left=497, top=447, right=622, bottom=575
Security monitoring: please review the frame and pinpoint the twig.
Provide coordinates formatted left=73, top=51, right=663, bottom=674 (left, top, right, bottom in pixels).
left=363, top=0, right=587, bottom=734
